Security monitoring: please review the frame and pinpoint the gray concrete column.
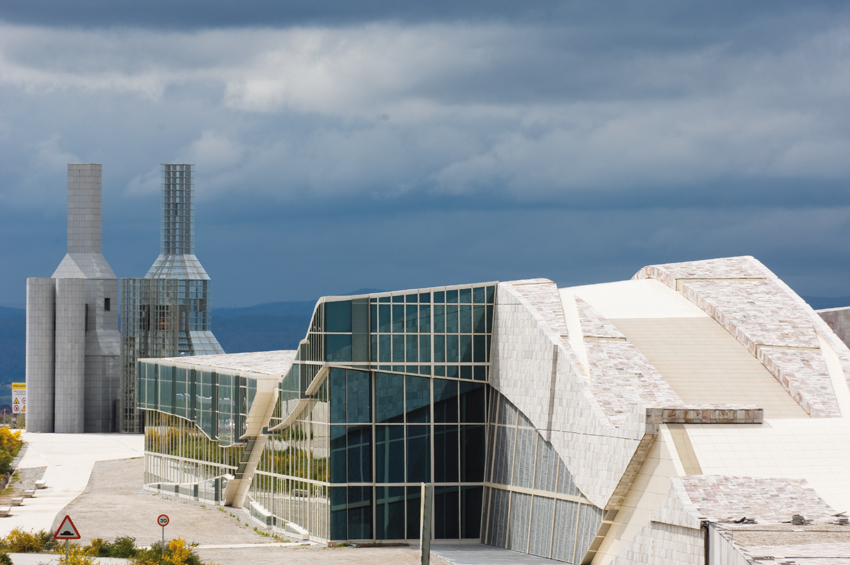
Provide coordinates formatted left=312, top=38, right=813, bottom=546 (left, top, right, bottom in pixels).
left=26, top=277, right=55, bottom=433
left=54, top=278, right=86, bottom=433
left=84, top=278, right=120, bottom=432
left=67, top=164, right=102, bottom=254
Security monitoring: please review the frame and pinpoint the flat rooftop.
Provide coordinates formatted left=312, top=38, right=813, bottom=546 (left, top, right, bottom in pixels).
left=143, top=350, right=298, bottom=380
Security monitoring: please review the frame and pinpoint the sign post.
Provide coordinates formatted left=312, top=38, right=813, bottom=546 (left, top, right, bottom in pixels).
left=54, top=515, right=81, bottom=563
left=12, top=383, right=25, bottom=426
left=419, top=483, right=433, bottom=565
left=158, top=514, right=169, bottom=555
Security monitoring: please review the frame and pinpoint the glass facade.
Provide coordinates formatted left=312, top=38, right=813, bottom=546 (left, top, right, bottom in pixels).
left=121, top=164, right=224, bottom=433
left=252, top=284, right=495, bottom=542
left=139, top=281, right=603, bottom=562
left=140, top=359, right=256, bottom=502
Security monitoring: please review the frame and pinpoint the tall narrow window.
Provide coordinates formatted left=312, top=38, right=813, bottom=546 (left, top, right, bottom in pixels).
left=104, top=297, right=111, bottom=311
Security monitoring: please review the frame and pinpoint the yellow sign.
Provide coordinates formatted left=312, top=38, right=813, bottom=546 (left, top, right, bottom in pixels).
left=12, top=383, right=25, bottom=414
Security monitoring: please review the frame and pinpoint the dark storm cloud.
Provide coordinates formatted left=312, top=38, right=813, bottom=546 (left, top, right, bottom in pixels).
left=0, top=1, right=849, bottom=307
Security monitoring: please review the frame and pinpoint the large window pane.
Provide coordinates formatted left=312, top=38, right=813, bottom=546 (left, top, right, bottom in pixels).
left=407, top=487, right=422, bottom=539
left=347, top=425, right=372, bottom=483
left=461, top=486, right=483, bottom=539
left=175, top=367, right=187, bottom=418
left=330, top=425, right=346, bottom=483
left=376, top=373, right=404, bottom=423
left=376, top=486, right=405, bottom=540
left=419, top=335, right=431, bottom=363
left=406, top=305, right=418, bottom=333
left=330, top=487, right=347, bottom=539
left=473, top=287, right=485, bottom=304
left=419, top=304, right=431, bottom=333
left=460, top=335, right=472, bottom=363
left=379, top=334, right=391, bottom=363
left=392, top=335, right=404, bottom=363
left=406, top=335, right=418, bottom=363
left=461, top=425, right=485, bottom=482
left=405, top=376, right=430, bottom=423
left=446, top=335, right=459, bottom=363
left=435, top=425, right=459, bottom=483
left=325, top=300, right=352, bottom=333
left=379, top=305, right=391, bottom=333
left=446, top=305, right=459, bottom=333
left=434, top=379, right=458, bottom=423
left=434, top=335, right=446, bottom=363
left=347, top=486, right=372, bottom=540
left=406, top=425, right=430, bottom=482
left=392, top=305, right=404, bottom=333
left=326, top=334, right=352, bottom=362
left=473, top=305, right=486, bottom=333
left=460, top=382, right=485, bottom=423
left=330, top=368, right=346, bottom=424
left=435, top=486, right=460, bottom=539
left=473, top=335, right=486, bottom=363
left=375, top=425, right=405, bottom=483
left=460, top=305, right=472, bottom=333
left=159, top=365, right=173, bottom=413
left=217, top=373, right=232, bottom=444
left=346, top=370, right=371, bottom=424
left=434, top=305, right=445, bottom=333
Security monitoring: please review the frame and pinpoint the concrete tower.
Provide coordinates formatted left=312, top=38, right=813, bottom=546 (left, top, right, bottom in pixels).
left=120, top=164, right=224, bottom=433
left=26, top=164, right=121, bottom=433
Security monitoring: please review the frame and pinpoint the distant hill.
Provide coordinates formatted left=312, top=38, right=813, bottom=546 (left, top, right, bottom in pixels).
left=213, top=313, right=311, bottom=353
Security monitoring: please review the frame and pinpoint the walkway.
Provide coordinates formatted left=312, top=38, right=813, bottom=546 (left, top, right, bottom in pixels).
left=432, top=545, right=563, bottom=564
left=1, top=433, right=144, bottom=536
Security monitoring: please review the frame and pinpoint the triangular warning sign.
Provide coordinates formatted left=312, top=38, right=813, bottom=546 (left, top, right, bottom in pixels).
left=54, top=515, right=81, bottom=540
left=12, top=399, right=18, bottom=404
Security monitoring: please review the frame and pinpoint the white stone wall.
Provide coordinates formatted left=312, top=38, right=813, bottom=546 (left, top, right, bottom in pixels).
left=606, top=484, right=704, bottom=565
left=492, top=282, right=647, bottom=511
left=26, top=277, right=55, bottom=433
left=819, top=307, right=850, bottom=349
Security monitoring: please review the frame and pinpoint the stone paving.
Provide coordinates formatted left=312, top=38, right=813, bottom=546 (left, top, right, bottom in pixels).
left=635, top=256, right=846, bottom=418
left=681, top=476, right=838, bottom=523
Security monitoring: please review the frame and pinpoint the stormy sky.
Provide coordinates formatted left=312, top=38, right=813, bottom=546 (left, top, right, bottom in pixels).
left=1, top=1, right=849, bottom=307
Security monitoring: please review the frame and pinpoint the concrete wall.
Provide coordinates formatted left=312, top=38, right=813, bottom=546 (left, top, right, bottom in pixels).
left=83, top=278, right=120, bottom=432
left=818, top=307, right=850, bottom=349
left=67, top=164, right=102, bottom=254
left=26, top=278, right=55, bottom=433
left=54, top=278, right=86, bottom=433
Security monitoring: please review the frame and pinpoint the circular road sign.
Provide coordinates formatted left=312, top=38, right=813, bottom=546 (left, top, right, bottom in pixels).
left=157, top=514, right=169, bottom=527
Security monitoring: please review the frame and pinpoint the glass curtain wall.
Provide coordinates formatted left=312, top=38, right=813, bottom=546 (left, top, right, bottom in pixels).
left=252, top=284, right=495, bottom=542
left=140, top=360, right=255, bottom=503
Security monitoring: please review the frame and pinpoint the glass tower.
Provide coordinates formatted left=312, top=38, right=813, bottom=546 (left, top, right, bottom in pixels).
left=120, top=164, right=224, bottom=433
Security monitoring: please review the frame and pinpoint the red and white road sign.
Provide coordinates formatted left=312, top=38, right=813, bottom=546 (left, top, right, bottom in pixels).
left=157, top=514, right=169, bottom=527
left=54, top=515, right=81, bottom=540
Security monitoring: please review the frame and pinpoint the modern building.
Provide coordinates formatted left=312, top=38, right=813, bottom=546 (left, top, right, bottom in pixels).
left=138, top=257, right=850, bottom=564
left=26, top=164, right=121, bottom=433
left=120, top=164, right=224, bottom=433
